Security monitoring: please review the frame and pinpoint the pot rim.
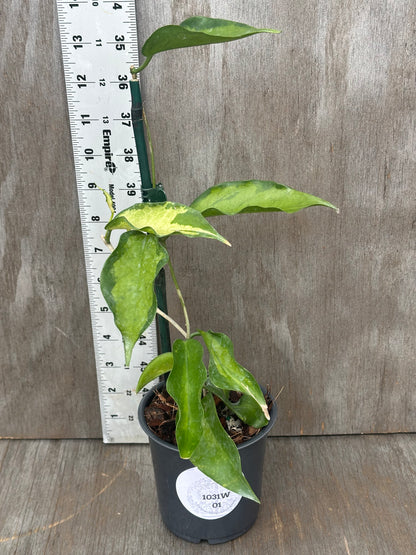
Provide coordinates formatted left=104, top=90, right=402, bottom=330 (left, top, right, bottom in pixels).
left=138, top=380, right=277, bottom=453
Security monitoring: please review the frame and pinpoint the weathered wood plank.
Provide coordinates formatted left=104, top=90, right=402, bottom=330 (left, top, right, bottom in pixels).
left=0, top=436, right=415, bottom=553
left=0, top=0, right=414, bottom=438
left=0, top=1, right=101, bottom=437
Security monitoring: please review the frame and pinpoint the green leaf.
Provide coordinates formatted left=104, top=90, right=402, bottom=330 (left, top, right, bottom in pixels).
left=200, top=331, right=269, bottom=421
left=140, top=16, right=280, bottom=70
left=190, top=393, right=259, bottom=503
left=166, top=339, right=207, bottom=458
left=105, top=202, right=230, bottom=246
left=100, top=231, right=168, bottom=366
left=136, top=352, right=173, bottom=393
left=190, top=180, right=339, bottom=217
left=206, top=381, right=268, bottom=428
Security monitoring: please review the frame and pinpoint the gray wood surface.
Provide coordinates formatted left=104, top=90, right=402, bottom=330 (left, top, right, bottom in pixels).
left=0, top=1, right=415, bottom=438
left=136, top=1, right=416, bottom=436
left=0, top=1, right=101, bottom=437
left=1, top=435, right=416, bottom=554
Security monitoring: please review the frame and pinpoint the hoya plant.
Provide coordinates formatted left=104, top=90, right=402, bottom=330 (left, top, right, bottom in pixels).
left=100, top=17, right=337, bottom=503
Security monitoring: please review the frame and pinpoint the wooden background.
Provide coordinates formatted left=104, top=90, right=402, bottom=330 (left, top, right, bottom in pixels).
left=1, top=0, right=415, bottom=439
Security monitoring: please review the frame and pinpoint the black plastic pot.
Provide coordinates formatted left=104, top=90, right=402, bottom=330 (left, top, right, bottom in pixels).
left=138, top=382, right=277, bottom=544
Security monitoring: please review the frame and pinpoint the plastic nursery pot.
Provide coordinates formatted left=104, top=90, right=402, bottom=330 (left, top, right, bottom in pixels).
left=138, top=382, right=277, bottom=544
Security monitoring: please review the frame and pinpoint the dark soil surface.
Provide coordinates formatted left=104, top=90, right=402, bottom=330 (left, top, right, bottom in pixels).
left=144, top=387, right=273, bottom=446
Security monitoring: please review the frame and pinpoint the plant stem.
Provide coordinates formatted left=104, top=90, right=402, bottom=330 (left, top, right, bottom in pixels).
left=167, top=257, right=191, bottom=339
left=156, top=307, right=187, bottom=338
left=143, top=108, right=156, bottom=188
left=101, top=234, right=114, bottom=252
left=130, top=57, right=153, bottom=77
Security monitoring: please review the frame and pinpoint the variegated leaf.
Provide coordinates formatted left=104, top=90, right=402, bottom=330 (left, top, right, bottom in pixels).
left=100, top=231, right=168, bottom=366
left=105, top=201, right=230, bottom=245
left=206, top=381, right=268, bottom=428
left=166, top=339, right=207, bottom=458
left=191, top=180, right=338, bottom=217
left=190, top=393, right=259, bottom=502
left=200, top=331, right=269, bottom=421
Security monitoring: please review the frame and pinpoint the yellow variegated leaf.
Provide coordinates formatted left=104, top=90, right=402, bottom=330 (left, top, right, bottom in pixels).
left=100, top=231, right=168, bottom=366
left=105, top=202, right=230, bottom=246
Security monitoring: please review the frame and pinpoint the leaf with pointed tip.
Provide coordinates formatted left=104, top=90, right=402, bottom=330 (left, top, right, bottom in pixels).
left=105, top=202, right=230, bottom=246
left=166, top=339, right=207, bottom=458
left=190, top=393, right=259, bottom=503
left=136, top=352, right=173, bottom=393
left=200, top=331, right=269, bottom=422
left=206, top=381, right=268, bottom=428
left=191, top=180, right=338, bottom=217
left=140, top=16, right=280, bottom=70
left=100, top=231, right=168, bottom=366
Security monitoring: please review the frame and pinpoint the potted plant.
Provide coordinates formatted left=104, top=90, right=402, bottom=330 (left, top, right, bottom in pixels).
left=99, top=16, right=338, bottom=544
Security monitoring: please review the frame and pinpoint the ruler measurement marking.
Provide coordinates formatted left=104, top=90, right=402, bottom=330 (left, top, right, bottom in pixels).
left=57, top=0, right=158, bottom=443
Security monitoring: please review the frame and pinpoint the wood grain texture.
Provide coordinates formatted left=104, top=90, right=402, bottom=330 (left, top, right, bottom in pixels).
left=0, top=1, right=101, bottom=437
left=1, top=436, right=416, bottom=553
left=0, top=0, right=415, bottom=438
left=136, top=0, right=416, bottom=435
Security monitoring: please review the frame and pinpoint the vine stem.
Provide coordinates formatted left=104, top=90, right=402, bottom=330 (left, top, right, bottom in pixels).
left=101, top=234, right=114, bottom=252
left=130, top=58, right=152, bottom=77
left=156, top=307, right=187, bottom=338
left=167, top=257, right=191, bottom=339
left=142, top=109, right=156, bottom=188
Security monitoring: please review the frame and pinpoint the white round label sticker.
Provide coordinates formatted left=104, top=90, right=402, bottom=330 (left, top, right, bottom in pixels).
left=176, top=467, right=242, bottom=520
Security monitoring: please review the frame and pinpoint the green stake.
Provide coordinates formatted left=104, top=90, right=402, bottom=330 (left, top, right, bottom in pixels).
left=129, top=72, right=171, bottom=356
